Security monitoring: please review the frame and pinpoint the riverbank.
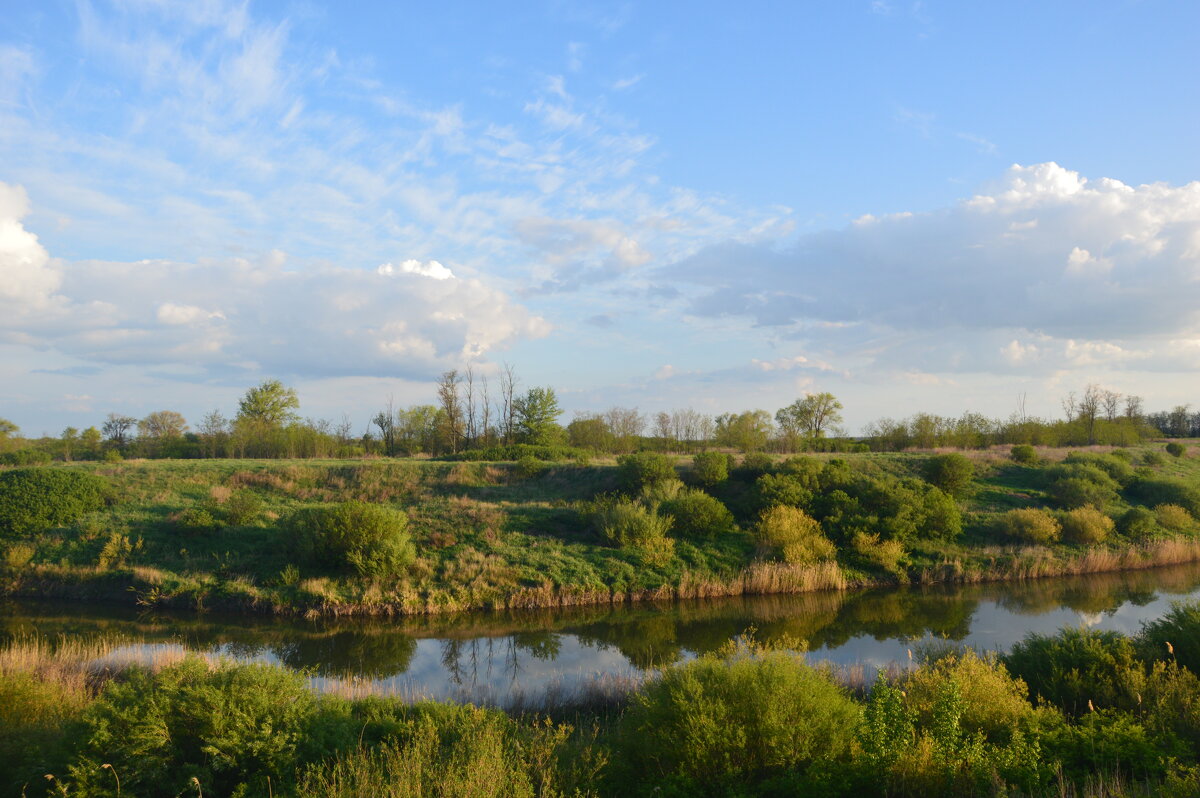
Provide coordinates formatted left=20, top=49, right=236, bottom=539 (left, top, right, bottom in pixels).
left=3, top=447, right=1200, bottom=618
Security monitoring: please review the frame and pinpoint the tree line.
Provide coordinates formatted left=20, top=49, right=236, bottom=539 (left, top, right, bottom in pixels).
left=0, top=376, right=1184, bottom=463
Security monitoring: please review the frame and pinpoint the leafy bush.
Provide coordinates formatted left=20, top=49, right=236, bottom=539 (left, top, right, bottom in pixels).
left=1041, top=709, right=1184, bottom=784
left=996, top=508, right=1061, bottom=544
left=851, top=532, right=906, bottom=576
left=0, top=672, right=87, bottom=794
left=814, top=471, right=961, bottom=544
left=1063, top=452, right=1135, bottom=485
left=754, top=472, right=813, bottom=510
left=67, top=658, right=319, bottom=798
left=776, top=455, right=823, bottom=488
left=513, top=455, right=545, bottom=480
left=661, top=490, right=735, bottom=539
left=757, top=505, right=836, bottom=565
left=177, top=507, right=219, bottom=532
left=288, top=501, right=415, bottom=580
left=902, top=649, right=1038, bottom=746
left=1048, top=476, right=1117, bottom=509
left=0, top=468, right=112, bottom=538
left=442, top=443, right=589, bottom=462
left=690, top=451, right=731, bottom=487
left=0, top=449, right=51, bottom=466
left=737, top=452, right=774, bottom=478
left=1010, top=444, right=1038, bottom=464
left=1118, top=506, right=1157, bottom=540
left=1059, top=506, right=1114, bottom=544
left=616, top=452, right=677, bottom=494
left=223, top=489, right=263, bottom=526
left=611, top=640, right=859, bottom=794
left=1128, top=478, right=1200, bottom=517
left=1156, top=503, right=1196, bottom=533
left=1167, top=442, right=1187, bottom=458
left=1138, top=600, right=1200, bottom=673
left=1143, top=450, right=1166, bottom=467
left=1003, top=628, right=1145, bottom=716
left=592, top=496, right=674, bottom=564
left=922, top=453, right=975, bottom=498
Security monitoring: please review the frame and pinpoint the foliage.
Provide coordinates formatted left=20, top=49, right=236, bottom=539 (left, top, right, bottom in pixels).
left=288, top=501, right=415, bottom=580
left=1167, top=442, right=1187, bottom=458
left=611, top=640, right=859, bottom=794
left=177, top=507, right=220, bottom=532
left=1003, top=628, right=1145, bottom=716
left=445, top=443, right=588, bottom=462
left=1138, top=600, right=1200, bottom=673
left=689, top=451, right=731, bottom=487
left=1155, top=503, right=1197, bottom=533
left=922, top=453, right=975, bottom=498
left=1063, top=452, right=1136, bottom=485
left=514, top=455, right=545, bottom=480
left=996, top=508, right=1062, bottom=544
left=754, top=472, right=814, bottom=511
left=1118, top=506, right=1158, bottom=540
left=223, top=489, right=263, bottom=526
left=236, top=379, right=300, bottom=426
left=513, top=387, right=564, bottom=446
left=660, top=490, right=735, bottom=539
left=1127, top=477, right=1200, bottom=517
left=0, top=672, right=87, bottom=794
left=736, top=451, right=774, bottom=478
left=756, top=505, right=836, bottom=565
left=1044, top=463, right=1120, bottom=509
left=850, top=531, right=906, bottom=577
left=1059, top=506, right=1115, bottom=544
left=1010, top=444, right=1038, bottom=464
left=0, top=448, right=52, bottom=466
left=1041, top=709, right=1184, bottom=784
left=591, top=496, right=675, bottom=564
left=0, top=468, right=113, bottom=538
left=616, top=452, right=677, bottom=495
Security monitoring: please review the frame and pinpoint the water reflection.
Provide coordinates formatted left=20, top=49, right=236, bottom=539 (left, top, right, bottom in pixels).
left=5, top=562, right=1200, bottom=703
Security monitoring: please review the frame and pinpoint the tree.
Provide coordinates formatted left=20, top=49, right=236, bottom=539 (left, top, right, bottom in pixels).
left=80, top=426, right=102, bottom=459
left=198, top=410, right=229, bottom=458
left=237, top=380, right=300, bottom=426
left=0, top=418, right=18, bottom=452
left=714, top=411, right=773, bottom=452
left=514, top=387, right=563, bottom=445
left=373, top=397, right=397, bottom=456
left=60, top=427, right=79, bottom=461
left=102, top=413, right=137, bottom=450
left=138, top=411, right=188, bottom=457
left=436, top=370, right=464, bottom=453
left=777, top=393, right=844, bottom=443
left=568, top=416, right=613, bottom=451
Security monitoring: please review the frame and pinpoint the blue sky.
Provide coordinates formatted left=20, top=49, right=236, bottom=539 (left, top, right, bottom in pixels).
left=2, top=0, right=1199, bottom=435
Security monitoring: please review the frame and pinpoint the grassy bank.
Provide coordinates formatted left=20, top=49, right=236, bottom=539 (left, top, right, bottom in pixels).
left=4, top=444, right=1200, bottom=617
left=8, top=600, right=1200, bottom=797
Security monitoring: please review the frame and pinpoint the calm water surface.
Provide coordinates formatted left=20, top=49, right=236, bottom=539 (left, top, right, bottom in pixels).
left=5, top=562, right=1200, bottom=705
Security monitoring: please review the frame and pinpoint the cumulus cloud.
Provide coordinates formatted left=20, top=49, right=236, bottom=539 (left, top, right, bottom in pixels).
left=0, top=182, right=62, bottom=314
left=378, top=259, right=455, bottom=280
left=668, top=163, right=1200, bottom=374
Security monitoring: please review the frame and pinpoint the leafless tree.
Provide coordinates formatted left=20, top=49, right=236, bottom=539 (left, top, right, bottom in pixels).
left=437, top=370, right=464, bottom=453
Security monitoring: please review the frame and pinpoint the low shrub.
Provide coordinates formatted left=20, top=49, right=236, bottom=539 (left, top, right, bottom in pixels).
left=690, top=451, right=731, bottom=487
left=1010, top=444, right=1038, bottom=464
left=1063, top=452, right=1136, bottom=486
left=591, top=496, right=674, bottom=564
left=611, top=640, right=859, bottom=794
left=1059, top=506, right=1114, bottom=544
left=177, top=507, right=220, bottom=532
left=0, top=468, right=113, bottom=538
left=1167, top=442, right=1187, bottom=458
left=996, top=508, right=1061, bottom=544
left=1155, top=503, right=1196, bottom=533
left=1041, top=709, right=1184, bottom=784
left=0, top=449, right=51, bottom=466
left=851, top=531, right=906, bottom=576
left=513, top=455, right=545, bottom=480
left=757, top=505, right=836, bottom=565
left=616, top=453, right=677, bottom=495
left=287, top=501, right=415, bottom=580
left=737, top=452, right=775, bottom=478
left=1138, top=600, right=1200, bottom=673
left=661, top=490, right=735, bottom=539
left=1128, top=478, right=1200, bottom=517
left=1142, top=450, right=1166, bottom=467
left=0, top=672, right=87, bottom=794
left=223, top=489, right=263, bottom=526
left=754, top=472, right=813, bottom=511
left=922, top=453, right=975, bottom=498
left=1118, top=506, right=1157, bottom=540
left=443, top=443, right=589, bottom=462
left=1003, top=628, right=1145, bottom=716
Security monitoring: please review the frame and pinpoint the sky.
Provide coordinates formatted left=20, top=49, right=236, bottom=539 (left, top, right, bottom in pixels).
left=2, top=0, right=1199, bottom=436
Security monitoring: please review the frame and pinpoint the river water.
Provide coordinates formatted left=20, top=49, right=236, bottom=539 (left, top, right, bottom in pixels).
left=5, top=562, right=1200, bottom=706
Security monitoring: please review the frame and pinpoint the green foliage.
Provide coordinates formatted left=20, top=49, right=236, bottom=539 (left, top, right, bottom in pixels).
left=445, top=443, right=588, bottom=462
left=1167, top=442, right=1187, bottom=458
left=689, top=451, right=730, bottom=487
left=1003, top=628, right=1145, bottom=716
left=1059, top=506, right=1115, bottom=544
left=0, top=468, right=112, bottom=538
left=1041, top=709, right=1184, bottom=784
left=0, top=672, right=87, bottom=794
left=996, top=507, right=1061, bottom=544
left=177, top=507, right=220, bottom=532
left=1128, top=477, right=1200, bottom=517
left=0, top=448, right=52, bottom=466
left=1010, top=444, right=1038, bottom=464
left=611, top=640, right=859, bottom=794
left=815, top=468, right=962, bottom=544
left=754, top=472, right=813, bottom=510
left=67, top=658, right=318, bottom=798
left=513, top=455, right=545, bottom=480
left=1138, top=600, right=1200, bottom=673
left=1155, top=503, right=1197, bottom=533
left=288, top=501, right=415, bottom=580
left=756, top=505, right=836, bottom=565
left=903, top=649, right=1039, bottom=746
left=1063, top=452, right=1136, bottom=485
left=736, top=451, right=774, bottom=478
left=922, top=453, right=975, bottom=498
left=1044, top=463, right=1120, bottom=509
left=1119, top=506, right=1158, bottom=540
left=223, top=489, right=263, bottom=526
left=850, top=531, right=906, bottom=576
left=237, top=378, right=300, bottom=426
left=616, top=452, right=677, bottom=494
left=513, top=386, right=563, bottom=446
left=591, top=496, right=675, bottom=564
left=1143, top=450, right=1166, bottom=466
left=660, top=490, right=735, bottom=539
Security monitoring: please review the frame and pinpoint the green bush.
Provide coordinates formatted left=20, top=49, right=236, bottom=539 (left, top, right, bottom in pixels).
left=616, top=452, right=677, bottom=494
left=1059, top=506, right=1114, bottom=544
left=67, top=658, right=319, bottom=798
left=0, top=449, right=51, bottom=466
left=1138, top=600, right=1200, bottom=673
left=754, top=472, right=813, bottom=510
left=177, top=507, right=220, bottom=532
left=737, top=452, right=774, bottom=478
left=1041, top=709, right=1184, bottom=784
left=851, top=532, right=906, bottom=577
left=922, top=453, right=975, bottom=498
left=1003, top=628, right=1145, bottom=717
left=1167, top=442, right=1187, bottom=458
left=996, top=508, right=1061, bottom=544
left=223, top=489, right=263, bottom=526
left=0, top=468, right=112, bottom=538
left=776, top=455, right=823, bottom=488
left=443, top=443, right=588, bottom=462
left=513, top=455, right=545, bottom=480
left=611, top=641, right=859, bottom=794
left=1129, top=478, right=1200, bottom=517
left=757, top=505, right=836, bottom=565
left=592, top=496, right=674, bottom=564
left=902, top=649, right=1038, bottom=746
left=661, top=490, right=735, bottom=539
left=287, top=501, right=415, bottom=580
left=1063, top=452, right=1135, bottom=485
left=690, top=451, right=731, bottom=487
left=1048, top=476, right=1117, bottom=509
left=0, top=672, right=86, bottom=794
left=1143, top=450, right=1166, bottom=467
left=1156, top=503, right=1196, bottom=533
left=1010, top=444, right=1038, bottom=464
left=1118, top=506, right=1158, bottom=540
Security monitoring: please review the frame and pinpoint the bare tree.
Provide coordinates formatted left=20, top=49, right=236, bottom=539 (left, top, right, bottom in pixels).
left=654, top=411, right=672, bottom=444
left=1124, top=395, right=1144, bottom=423
left=335, top=414, right=354, bottom=447
left=480, top=374, right=492, bottom=448
left=1061, top=391, right=1078, bottom=422
left=464, top=365, right=477, bottom=449
left=1078, top=384, right=1102, bottom=445
left=500, top=362, right=519, bottom=445
left=1101, top=389, right=1122, bottom=422
left=437, top=370, right=464, bottom=453
left=373, top=396, right=397, bottom=455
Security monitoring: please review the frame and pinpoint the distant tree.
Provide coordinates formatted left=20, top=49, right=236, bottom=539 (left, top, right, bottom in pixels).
left=79, top=426, right=102, bottom=459
left=0, top=418, right=18, bottom=452
left=198, top=410, right=229, bottom=458
left=515, top=387, right=563, bottom=445
left=237, top=379, right=300, bottom=426
left=101, top=413, right=138, bottom=450
left=568, top=415, right=613, bottom=451
left=714, top=410, right=773, bottom=452
left=436, top=370, right=464, bottom=453
left=373, top=397, right=397, bottom=456
left=59, top=427, right=79, bottom=461
left=138, top=410, right=188, bottom=456
left=604, top=407, right=646, bottom=453
left=777, top=393, right=844, bottom=442
left=1124, top=395, right=1144, bottom=423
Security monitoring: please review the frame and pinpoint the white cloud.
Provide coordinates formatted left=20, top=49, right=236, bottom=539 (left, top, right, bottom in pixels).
left=378, top=259, right=455, bottom=280
left=0, top=182, right=62, bottom=313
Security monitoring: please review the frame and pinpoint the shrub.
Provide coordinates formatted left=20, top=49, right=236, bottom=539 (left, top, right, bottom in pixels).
left=1155, top=503, right=1196, bottom=533
left=514, top=455, right=545, bottom=480
left=102, top=448, right=124, bottom=463
left=737, top=452, right=774, bottom=478
left=177, top=507, right=219, bottom=532
left=1010, top=444, right=1038, bottom=464
left=1143, top=450, right=1166, bottom=467
left=1003, top=628, right=1145, bottom=716
left=996, top=508, right=1061, bottom=544
left=1118, top=506, right=1157, bottom=540
left=0, top=449, right=51, bottom=466
left=1048, top=476, right=1117, bottom=509
left=1063, top=452, right=1135, bottom=485
left=922, top=453, right=975, bottom=498
left=1138, top=600, right=1200, bottom=673
left=1167, top=442, right=1187, bottom=458
left=690, top=451, right=731, bottom=487
left=902, top=649, right=1038, bottom=746
left=1127, top=477, right=1200, bottom=517
left=0, top=468, right=112, bottom=538
left=776, top=455, right=823, bottom=488
left=0, top=672, right=87, bottom=794
left=592, top=496, right=675, bottom=564
left=288, top=501, right=415, bottom=580
left=611, top=640, right=859, bottom=794
left=67, top=659, right=318, bottom=798
left=757, top=505, right=836, bottom=565
left=616, top=453, right=677, bottom=494
left=1041, top=709, right=1184, bottom=784
left=851, top=532, right=906, bottom=576
left=223, top=489, right=263, bottom=526
left=661, top=490, right=735, bottom=539
left=754, top=472, right=813, bottom=510
left=1059, top=506, right=1114, bottom=544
